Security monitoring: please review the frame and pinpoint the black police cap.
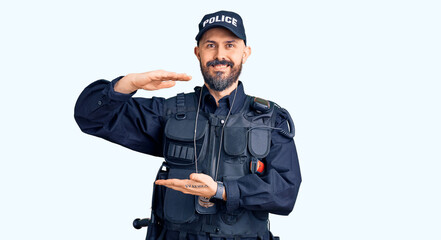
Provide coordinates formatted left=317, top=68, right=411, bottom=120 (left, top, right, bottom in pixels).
left=195, top=10, right=247, bottom=45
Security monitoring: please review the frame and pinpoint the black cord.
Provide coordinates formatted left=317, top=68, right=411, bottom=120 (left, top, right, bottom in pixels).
left=193, top=87, right=204, bottom=173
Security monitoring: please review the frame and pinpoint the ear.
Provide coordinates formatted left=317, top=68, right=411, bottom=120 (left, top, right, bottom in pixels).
left=242, top=46, right=252, bottom=64
left=194, top=46, right=201, bottom=61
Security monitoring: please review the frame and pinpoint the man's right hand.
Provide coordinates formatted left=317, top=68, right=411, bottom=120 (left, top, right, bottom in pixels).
left=114, top=70, right=192, bottom=94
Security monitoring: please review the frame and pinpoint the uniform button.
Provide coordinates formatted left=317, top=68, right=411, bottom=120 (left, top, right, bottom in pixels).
left=98, top=100, right=102, bottom=105
left=220, top=119, right=225, bottom=124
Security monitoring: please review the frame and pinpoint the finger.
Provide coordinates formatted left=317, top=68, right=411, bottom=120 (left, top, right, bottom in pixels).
left=155, top=179, right=191, bottom=188
left=160, top=182, right=197, bottom=195
left=147, top=80, right=177, bottom=90
left=154, top=179, right=167, bottom=186
left=170, top=72, right=192, bottom=81
left=151, top=71, right=192, bottom=82
left=155, top=179, right=178, bottom=186
left=166, top=184, right=187, bottom=192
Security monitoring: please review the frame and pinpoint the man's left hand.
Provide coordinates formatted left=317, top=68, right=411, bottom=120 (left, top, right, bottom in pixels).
left=155, top=173, right=217, bottom=199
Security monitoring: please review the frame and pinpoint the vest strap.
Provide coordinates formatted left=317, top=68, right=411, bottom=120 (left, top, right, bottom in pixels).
left=201, top=224, right=218, bottom=233
left=179, top=231, right=187, bottom=240
left=176, top=92, right=186, bottom=119
left=157, top=227, right=166, bottom=240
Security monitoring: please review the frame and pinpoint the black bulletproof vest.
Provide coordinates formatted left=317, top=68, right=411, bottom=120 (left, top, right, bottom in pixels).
left=157, top=91, right=276, bottom=238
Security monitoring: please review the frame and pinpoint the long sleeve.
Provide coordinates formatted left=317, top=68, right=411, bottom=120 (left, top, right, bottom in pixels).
left=224, top=108, right=302, bottom=215
left=74, top=77, right=166, bottom=157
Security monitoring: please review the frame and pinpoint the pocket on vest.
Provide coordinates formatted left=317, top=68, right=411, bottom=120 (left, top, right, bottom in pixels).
left=248, top=125, right=271, bottom=158
left=164, top=116, right=208, bottom=166
left=223, top=127, right=247, bottom=156
left=163, top=168, right=198, bottom=223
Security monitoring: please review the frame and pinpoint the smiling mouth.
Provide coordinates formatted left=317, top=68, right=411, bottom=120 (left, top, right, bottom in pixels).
left=211, top=64, right=230, bottom=71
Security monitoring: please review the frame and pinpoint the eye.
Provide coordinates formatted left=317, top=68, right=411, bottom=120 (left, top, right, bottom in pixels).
left=226, top=43, right=234, bottom=48
left=207, top=43, right=215, bottom=48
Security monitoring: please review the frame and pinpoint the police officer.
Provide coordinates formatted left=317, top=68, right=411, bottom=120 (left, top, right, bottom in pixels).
left=74, top=10, right=301, bottom=240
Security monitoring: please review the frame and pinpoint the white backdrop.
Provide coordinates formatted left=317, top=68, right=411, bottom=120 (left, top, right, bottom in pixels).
left=1, top=0, right=440, bottom=239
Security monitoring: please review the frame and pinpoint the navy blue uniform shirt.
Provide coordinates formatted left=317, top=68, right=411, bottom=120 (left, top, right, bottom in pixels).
left=74, top=77, right=302, bottom=239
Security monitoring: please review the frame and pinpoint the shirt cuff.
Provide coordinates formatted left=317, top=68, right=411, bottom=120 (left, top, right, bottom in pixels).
left=107, top=76, right=137, bottom=101
left=223, top=178, right=240, bottom=212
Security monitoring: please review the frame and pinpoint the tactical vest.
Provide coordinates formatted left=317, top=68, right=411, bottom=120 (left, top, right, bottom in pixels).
left=152, top=90, right=278, bottom=239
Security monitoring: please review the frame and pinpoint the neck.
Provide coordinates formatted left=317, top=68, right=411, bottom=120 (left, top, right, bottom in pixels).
left=205, top=81, right=239, bottom=106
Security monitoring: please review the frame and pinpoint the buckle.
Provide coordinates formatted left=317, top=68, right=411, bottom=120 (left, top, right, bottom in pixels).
left=175, top=113, right=187, bottom=120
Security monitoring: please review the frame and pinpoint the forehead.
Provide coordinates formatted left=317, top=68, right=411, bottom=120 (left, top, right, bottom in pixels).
left=200, top=27, right=242, bottom=42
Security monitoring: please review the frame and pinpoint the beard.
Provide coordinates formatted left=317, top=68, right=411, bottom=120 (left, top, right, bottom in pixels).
left=200, top=59, right=242, bottom=92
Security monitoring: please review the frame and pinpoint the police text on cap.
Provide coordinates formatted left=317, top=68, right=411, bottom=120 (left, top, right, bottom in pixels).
left=203, top=15, right=238, bottom=28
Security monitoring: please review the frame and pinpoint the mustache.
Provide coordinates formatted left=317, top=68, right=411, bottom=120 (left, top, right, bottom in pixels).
left=206, top=59, right=234, bottom=68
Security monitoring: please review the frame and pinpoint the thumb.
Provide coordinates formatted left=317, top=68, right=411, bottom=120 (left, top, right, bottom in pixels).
left=189, top=173, right=200, bottom=182
left=190, top=173, right=211, bottom=183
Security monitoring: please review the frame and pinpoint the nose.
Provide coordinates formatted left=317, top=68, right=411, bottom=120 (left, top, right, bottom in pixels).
left=214, top=46, right=227, bottom=60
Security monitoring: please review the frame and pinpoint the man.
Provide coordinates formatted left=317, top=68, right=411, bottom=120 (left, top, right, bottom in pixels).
left=74, top=10, right=301, bottom=240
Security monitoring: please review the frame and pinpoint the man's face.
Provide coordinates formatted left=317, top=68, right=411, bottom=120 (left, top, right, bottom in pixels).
left=195, top=28, right=251, bottom=92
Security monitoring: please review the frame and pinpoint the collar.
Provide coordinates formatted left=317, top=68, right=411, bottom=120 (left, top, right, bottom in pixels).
left=194, top=81, right=247, bottom=114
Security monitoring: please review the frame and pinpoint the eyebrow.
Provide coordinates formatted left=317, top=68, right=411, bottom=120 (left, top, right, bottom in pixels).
left=203, top=40, right=237, bottom=44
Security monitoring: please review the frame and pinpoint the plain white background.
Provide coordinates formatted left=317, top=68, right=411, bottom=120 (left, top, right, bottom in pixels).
left=1, top=0, right=440, bottom=239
